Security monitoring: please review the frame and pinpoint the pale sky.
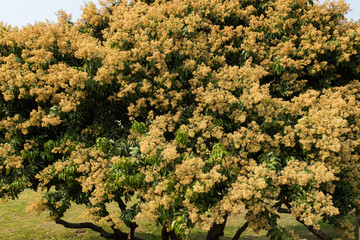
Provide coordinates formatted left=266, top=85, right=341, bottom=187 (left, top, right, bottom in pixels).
left=0, top=0, right=359, bottom=28
left=0, top=0, right=93, bottom=27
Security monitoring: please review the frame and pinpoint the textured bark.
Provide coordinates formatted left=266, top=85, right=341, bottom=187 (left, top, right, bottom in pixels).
left=206, top=214, right=228, bottom=240
left=55, top=218, right=143, bottom=240
left=128, top=222, right=139, bottom=240
left=232, top=222, right=249, bottom=240
left=161, top=226, right=183, bottom=240
left=113, top=226, right=129, bottom=240
left=56, top=218, right=117, bottom=239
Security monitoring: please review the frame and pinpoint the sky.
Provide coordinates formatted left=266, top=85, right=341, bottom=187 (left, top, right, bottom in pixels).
left=0, top=0, right=93, bottom=27
left=0, top=0, right=359, bottom=28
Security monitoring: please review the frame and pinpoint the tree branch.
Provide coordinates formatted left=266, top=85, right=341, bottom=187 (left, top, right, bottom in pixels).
left=274, top=199, right=291, bottom=214
left=128, top=222, right=139, bottom=240
left=206, top=213, right=228, bottom=240
left=113, top=196, right=141, bottom=240
left=273, top=200, right=284, bottom=209
left=277, top=207, right=291, bottom=214
left=284, top=201, right=292, bottom=211
left=232, top=222, right=249, bottom=240
left=296, top=218, right=333, bottom=240
left=281, top=200, right=333, bottom=240
left=56, top=218, right=144, bottom=240
left=111, top=225, right=128, bottom=239
left=55, top=218, right=115, bottom=239
left=162, top=225, right=169, bottom=240
left=161, top=225, right=183, bottom=240
left=114, top=195, right=127, bottom=211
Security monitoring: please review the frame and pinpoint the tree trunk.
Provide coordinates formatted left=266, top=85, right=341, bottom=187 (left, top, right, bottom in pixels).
left=206, top=214, right=228, bottom=240
left=161, top=226, right=183, bottom=240
left=162, top=226, right=170, bottom=240
left=232, top=222, right=249, bottom=240
left=128, top=222, right=138, bottom=240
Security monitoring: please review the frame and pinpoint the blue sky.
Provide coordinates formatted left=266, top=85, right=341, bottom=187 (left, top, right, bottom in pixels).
left=0, top=0, right=92, bottom=27
left=0, top=0, right=359, bottom=27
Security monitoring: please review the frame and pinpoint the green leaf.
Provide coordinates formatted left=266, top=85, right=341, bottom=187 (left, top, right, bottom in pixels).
left=131, top=121, right=147, bottom=134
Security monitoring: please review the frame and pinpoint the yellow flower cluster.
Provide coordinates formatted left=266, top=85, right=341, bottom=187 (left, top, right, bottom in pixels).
left=291, top=191, right=339, bottom=229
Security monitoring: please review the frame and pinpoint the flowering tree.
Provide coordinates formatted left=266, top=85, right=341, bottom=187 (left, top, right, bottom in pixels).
left=1, top=0, right=360, bottom=240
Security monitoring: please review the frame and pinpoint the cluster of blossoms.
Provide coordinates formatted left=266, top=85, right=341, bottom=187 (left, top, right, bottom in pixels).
left=1, top=0, right=360, bottom=239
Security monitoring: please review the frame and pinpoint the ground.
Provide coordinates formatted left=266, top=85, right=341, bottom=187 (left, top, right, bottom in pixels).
left=0, top=190, right=341, bottom=240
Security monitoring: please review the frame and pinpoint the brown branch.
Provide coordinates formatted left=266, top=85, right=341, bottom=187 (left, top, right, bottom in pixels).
left=113, top=196, right=141, bottom=240
left=56, top=218, right=144, bottom=240
left=114, top=195, right=127, bottom=211
left=232, top=222, right=249, bottom=240
left=274, top=199, right=291, bottom=214
left=296, top=218, right=333, bottom=240
left=277, top=207, right=291, bottom=214
left=106, top=206, right=133, bottom=240
left=284, top=201, right=292, bottom=211
left=273, top=200, right=284, bottom=209
left=281, top=200, right=333, bottom=240
left=55, top=218, right=115, bottom=239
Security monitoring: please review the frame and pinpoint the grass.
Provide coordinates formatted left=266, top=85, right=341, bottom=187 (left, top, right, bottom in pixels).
left=0, top=190, right=341, bottom=240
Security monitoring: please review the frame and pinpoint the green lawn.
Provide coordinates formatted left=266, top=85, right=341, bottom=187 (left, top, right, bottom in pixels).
left=0, top=190, right=341, bottom=240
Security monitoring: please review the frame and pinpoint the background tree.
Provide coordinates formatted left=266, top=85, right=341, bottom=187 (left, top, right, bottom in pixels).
left=1, top=0, right=360, bottom=240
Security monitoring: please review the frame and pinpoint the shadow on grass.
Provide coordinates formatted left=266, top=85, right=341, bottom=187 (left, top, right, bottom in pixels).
left=0, top=190, right=344, bottom=240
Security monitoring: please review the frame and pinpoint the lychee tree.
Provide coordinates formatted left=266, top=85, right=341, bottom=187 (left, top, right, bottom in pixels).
left=1, top=0, right=360, bottom=240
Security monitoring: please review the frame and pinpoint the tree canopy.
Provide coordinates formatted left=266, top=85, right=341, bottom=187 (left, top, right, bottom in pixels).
left=1, top=0, right=360, bottom=239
